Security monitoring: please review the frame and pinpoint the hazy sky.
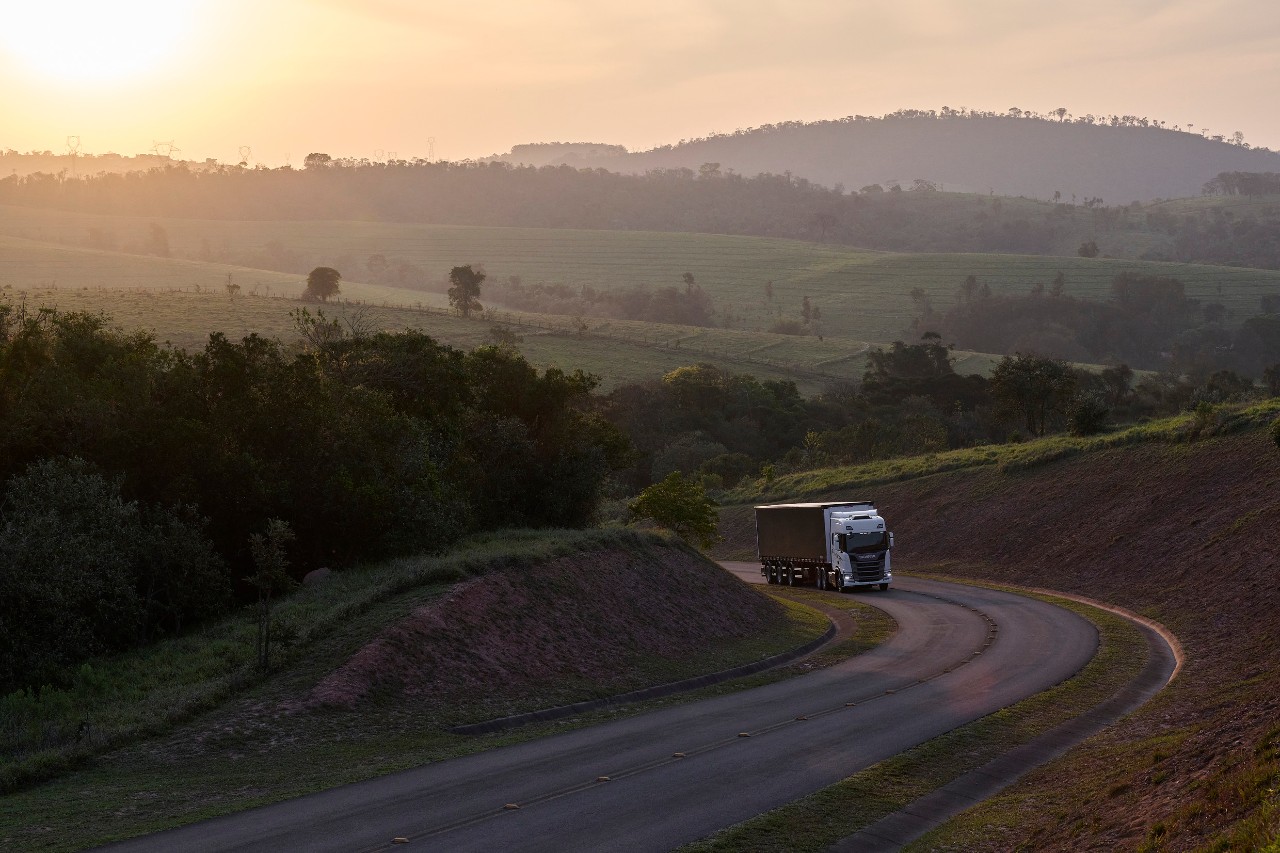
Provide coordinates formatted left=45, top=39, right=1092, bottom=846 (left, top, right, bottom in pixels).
left=3, top=0, right=1279, bottom=164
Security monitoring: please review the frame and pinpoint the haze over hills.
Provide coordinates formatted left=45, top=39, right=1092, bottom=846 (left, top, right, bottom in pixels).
left=496, top=110, right=1280, bottom=203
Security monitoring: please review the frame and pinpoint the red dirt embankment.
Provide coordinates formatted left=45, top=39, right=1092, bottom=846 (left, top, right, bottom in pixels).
left=308, top=543, right=786, bottom=717
left=867, top=430, right=1279, bottom=850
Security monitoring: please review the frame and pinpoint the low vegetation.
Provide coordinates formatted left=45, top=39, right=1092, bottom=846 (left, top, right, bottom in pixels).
left=717, top=398, right=1280, bottom=512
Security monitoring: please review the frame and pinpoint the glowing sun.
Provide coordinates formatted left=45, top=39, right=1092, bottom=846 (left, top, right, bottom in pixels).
left=1, top=1, right=202, bottom=84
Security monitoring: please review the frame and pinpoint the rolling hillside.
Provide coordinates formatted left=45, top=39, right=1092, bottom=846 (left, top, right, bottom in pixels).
left=499, top=111, right=1280, bottom=203
left=6, top=208, right=1280, bottom=349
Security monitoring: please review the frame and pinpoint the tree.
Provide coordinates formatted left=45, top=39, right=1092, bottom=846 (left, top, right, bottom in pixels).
left=1050, top=271, right=1066, bottom=297
left=1068, top=393, right=1110, bottom=436
left=448, top=264, right=485, bottom=318
left=1078, top=240, right=1100, bottom=258
left=147, top=222, right=170, bottom=257
left=248, top=519, right=295, bottom=673
left=628, top=472, right=720, bottom=550
left=303, top=152, right=331, bottom=170
left=1264, top=364, right=1280, bottom=397
left=811, top=211, right=838, bottom=241
left=304, top=266, right=341, bottom=302
left=990, top=353, right=1076, bottom=436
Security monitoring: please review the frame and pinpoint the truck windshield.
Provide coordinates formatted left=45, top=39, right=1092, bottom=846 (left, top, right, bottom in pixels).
left=845, top=532, right=886, bottom=553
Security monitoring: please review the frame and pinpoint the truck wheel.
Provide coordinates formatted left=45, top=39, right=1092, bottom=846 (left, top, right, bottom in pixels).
left=879, top=583, right=890, bottom=591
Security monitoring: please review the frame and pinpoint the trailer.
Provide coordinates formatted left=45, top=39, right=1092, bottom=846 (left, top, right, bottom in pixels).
left=756, top=501, right=894, bottom=591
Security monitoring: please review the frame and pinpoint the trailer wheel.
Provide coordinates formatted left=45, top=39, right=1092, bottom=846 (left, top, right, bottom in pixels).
left=879, top=583, right=890, bottom=591
left=786, top=567, right=797, bottom=586
left=816, top=570, right=826, bottom=591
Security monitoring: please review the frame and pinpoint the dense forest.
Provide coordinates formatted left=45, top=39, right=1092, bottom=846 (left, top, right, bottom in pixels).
left=0, top=304, right=627, bottom=691
left=496, top=108, right=1280, bottom=202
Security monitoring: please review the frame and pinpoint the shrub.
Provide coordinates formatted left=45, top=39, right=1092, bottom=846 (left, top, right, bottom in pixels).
left=768, top=319, right=807, bottom=336
left=0, top=458, right=228, bottom=690
left=628, top=472, right=721, bottom=550
left=1069, top=393, right=1111, bottom=436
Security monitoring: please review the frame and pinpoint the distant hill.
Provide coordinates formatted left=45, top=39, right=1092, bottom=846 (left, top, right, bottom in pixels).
left=496, top=110, right=1280, bottom=203
left=0, top=150, right=202, bottom=179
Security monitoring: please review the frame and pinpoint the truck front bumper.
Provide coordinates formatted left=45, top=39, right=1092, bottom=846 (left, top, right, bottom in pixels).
left=842, top=570, right=890, bottom=588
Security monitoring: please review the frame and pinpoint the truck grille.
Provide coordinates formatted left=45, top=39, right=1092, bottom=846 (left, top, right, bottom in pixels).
left=854, top=559, right=885, bottom=582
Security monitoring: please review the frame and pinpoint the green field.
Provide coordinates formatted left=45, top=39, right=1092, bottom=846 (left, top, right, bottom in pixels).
left=5, top=205, right=1280, bottom=347
left=0, top=284, right=887, bottom=393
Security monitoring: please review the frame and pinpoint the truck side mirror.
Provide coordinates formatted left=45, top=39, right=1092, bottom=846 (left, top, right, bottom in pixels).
left=888, top=532, right=894, bottom=549
left=837, top=534, right=847, bottom=550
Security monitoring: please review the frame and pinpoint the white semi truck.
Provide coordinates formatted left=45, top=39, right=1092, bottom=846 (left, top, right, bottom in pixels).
left=756, top=501, right=894, bottom=592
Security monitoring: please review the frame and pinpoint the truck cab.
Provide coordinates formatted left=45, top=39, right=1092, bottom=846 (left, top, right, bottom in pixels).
left=829, top=509, right=893, bottom=591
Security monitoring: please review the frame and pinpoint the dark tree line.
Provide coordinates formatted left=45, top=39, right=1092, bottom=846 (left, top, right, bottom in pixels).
left=1202, top=171, right=1280, bottom=197
left=0, top=159, right=1143, bottom=258
left=918, top=272, right=1280, bottom=378
left=602, top=331, right=1279, bottom=496
left=0, top=302, right=628, bottom=691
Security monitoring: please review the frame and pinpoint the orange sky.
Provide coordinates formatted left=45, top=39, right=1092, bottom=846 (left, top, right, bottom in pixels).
left=3, top=0, right=1279, bottom=165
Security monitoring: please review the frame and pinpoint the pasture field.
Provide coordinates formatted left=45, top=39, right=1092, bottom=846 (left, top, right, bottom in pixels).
left=0, top=285, right=885, bottom=393
left=1145, top=192, right=1280, bottom=218
left=5, top=205, right=1280, bottom=346
left=0, top=234, right=436, bottom=307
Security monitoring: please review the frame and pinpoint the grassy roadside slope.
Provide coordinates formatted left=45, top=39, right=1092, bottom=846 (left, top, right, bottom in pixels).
left=0, top=529, right=861, bottom=852
left=713, top=408, right=1280, bottom=849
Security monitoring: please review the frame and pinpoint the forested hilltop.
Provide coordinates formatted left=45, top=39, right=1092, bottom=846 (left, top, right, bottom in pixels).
left=496, top=108, right=1280, bottom=203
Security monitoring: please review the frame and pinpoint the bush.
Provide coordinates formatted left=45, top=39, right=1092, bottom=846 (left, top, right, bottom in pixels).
left=768, top=319, right=808, bottom=336
left=1069, top=393, right=1111, bottom=436
left=0, top=458, right=228, bottom=690
left=628, top=472, right=721, bottom=550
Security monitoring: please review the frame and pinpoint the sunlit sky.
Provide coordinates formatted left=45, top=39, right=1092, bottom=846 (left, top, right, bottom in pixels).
left=3, top=0, right=1280, bottom=165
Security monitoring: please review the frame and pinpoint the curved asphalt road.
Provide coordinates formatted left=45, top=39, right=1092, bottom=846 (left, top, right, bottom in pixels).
left=100, top=573, right=1098, bottom=853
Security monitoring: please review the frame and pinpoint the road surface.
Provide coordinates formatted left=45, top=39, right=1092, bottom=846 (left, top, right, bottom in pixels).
left=101, top=573, right=1099, bottom=852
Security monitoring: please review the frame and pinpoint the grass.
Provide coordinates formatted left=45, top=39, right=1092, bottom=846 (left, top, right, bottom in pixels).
left=5, top=204, right=1280, bottom=347
left=0, top=283, right=878, bottom=393
left=0, top=530, right=900, bottom=853
left=720, top=398, right=1280, bottom=505
left=913, top=668, right=1280, bottom=853
left=679, top=580, right=1148, bottom=853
